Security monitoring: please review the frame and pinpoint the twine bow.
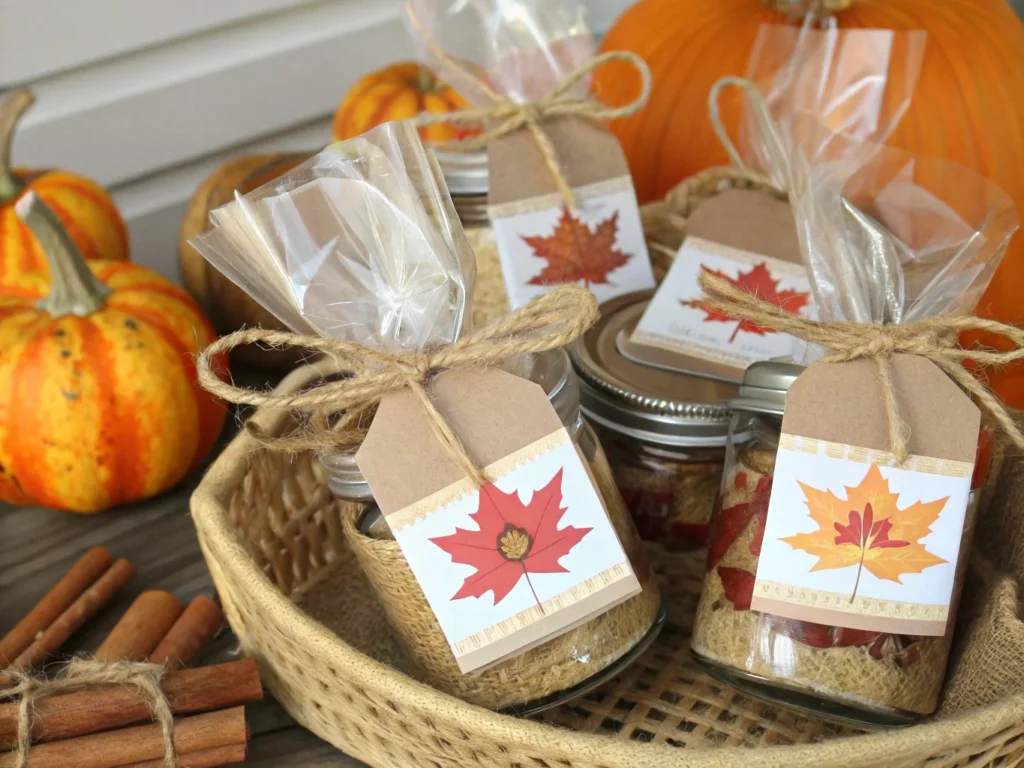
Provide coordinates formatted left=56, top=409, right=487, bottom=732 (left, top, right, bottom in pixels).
left=411, top=5, right=653, bottom=210
left=6, top=659, right=176, bottom=768
left=197, top=286, right=599, bottom=484
left=699, top=270, right=1024, bottom=464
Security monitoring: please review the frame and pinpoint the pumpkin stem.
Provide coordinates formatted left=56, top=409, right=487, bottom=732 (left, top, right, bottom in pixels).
left=414, top=65, right=438, bottom=94
left=15, top=191, right=111, bottom=317
left=760, top=0, right=854, bottom=13
left=0, top=88, right=35, bottom=204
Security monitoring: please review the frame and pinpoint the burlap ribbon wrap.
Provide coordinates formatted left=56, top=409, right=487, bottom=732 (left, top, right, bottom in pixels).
left=4, top=659, right=176, bottom=768
left=699, top=270, right=1024, bottom=461
left=197, top=286, right=599, bottom=484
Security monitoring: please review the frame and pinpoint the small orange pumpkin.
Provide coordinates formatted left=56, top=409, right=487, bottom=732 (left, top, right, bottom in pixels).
left=596, top=0, right=1024, bottom=405
left=0, top=193, right=226, bottom=514
left=0, top=88, right=128, bottom=290
left=332, top=62, right=474, bottom=144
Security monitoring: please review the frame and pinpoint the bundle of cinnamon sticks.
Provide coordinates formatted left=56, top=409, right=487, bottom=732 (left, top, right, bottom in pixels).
left=0, top=547, right=262, bottom=767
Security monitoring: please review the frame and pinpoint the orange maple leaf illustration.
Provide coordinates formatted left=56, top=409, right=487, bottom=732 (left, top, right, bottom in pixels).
left=430, top=469, right=592, bottom=611
left=682, top=263, right=810, bottom=342
left=523, top=207, right=632, bottom=287
left=782, top=464, right=948, bottom=602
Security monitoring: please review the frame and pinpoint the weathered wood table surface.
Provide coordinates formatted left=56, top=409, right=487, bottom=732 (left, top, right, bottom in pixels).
left=0, top=427, right=367, bottom=767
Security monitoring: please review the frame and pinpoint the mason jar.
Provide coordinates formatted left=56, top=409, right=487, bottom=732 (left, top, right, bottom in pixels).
left=690, top=361, right=992, bottom=726
left=569, top=292, right=734, bottom=550
left=435, top=149, right=509, bottom=327
left=321, top=349, right=665, bottom=711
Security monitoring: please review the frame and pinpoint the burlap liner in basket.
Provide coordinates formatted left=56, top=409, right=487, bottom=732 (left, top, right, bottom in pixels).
left=191, top=357, right=1024, bottom=768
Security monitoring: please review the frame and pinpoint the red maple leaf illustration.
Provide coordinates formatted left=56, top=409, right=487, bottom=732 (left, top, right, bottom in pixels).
left=429, top=469, right=592, bottom=611
left=523, top=207, right=632, bottom=287
left=682, top=263, right=810, bottom=343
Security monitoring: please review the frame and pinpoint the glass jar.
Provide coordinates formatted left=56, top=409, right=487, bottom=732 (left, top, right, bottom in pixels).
left=569, top=291, right=735, bottom=550
left=690, top=362, right=992, bottom=726
left=435, top=149, right=509, bottom=326
left=322, top=349, right=665, bottom=712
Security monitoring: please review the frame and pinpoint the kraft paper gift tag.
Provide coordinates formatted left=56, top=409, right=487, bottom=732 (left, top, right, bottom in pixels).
left=356, top=367, right=641, bottom=673
left=487, top=115, right=656, bottom=310
left=751, top=355, right=981, bottom=637
left=624, top=188, right=813, bottom=383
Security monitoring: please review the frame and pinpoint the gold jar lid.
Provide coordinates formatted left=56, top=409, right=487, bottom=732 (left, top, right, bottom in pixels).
left=569, top=291, right=735, bottom=448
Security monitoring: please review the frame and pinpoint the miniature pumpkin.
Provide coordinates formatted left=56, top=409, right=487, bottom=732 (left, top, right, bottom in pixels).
left=179, top=152, right=309, bottom=369
left=596, top=0, right=1024, bottom=405
left=0, top=88, right=128, bottom=289
left=332, top=62, right=474, bottom=144
left=0, top=192, right=227, bottom=514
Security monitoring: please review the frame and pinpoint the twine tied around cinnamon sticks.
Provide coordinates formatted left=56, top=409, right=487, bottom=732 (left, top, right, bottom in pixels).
left=409, top=0, right=652, bottom=210
left=6, top=659, right=176, bottom=768
left=699, top=270, right=1024, bottom=464
left=196, top=286, right=600, bottom=484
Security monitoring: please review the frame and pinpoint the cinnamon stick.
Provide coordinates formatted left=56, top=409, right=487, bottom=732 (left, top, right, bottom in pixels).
left=120, top=742, right=247, bottom=768
left=149, top=596, right=222, bottom=669
left=95, top=591, right=184, bottom=662
left=0, top=547, right=114, bottom=667
left=0, top=559, right=134, bottom=688
left=0, top=659, right=262, bottom=749
left=0, top=706, right=247, bottom=768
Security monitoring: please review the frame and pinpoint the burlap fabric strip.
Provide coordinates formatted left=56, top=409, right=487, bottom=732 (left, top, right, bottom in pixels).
left=408, top=3, right=652, bottom=209
left=698, top=270, right=1024, bottom=462
left=4, top=659, right=176, bottom=768
left=196, top=286, right=600, bottom=478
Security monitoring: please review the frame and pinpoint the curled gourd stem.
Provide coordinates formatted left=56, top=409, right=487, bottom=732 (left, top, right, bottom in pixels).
left=15, top=191, right=111, bottom=317
left=0, top=87, right=34, bottom=204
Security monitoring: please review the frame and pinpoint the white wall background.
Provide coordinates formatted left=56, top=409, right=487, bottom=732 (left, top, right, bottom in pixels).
left=0, top=0, right=632, bottom=283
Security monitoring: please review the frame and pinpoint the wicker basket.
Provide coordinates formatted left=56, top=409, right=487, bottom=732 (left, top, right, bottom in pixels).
left=191, top=357, right=1024, bottom=768
left=191, top=168, right=1024, bottom=766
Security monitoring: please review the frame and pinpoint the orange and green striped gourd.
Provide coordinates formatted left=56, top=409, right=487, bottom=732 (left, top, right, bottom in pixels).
left=332, top=62, right=475, bottom=144
left=0, top=87, right=128, bottom=291
left=0, top=192, right=227, bottom=513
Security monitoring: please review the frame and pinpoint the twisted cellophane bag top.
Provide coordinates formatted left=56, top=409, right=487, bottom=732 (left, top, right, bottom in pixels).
left=190, top=121, right=475, bottom=350
left=190, top=119, right=662, bottom=709
left=407, top=0, right=592, bottom=107
left=692, top=28, right=1019, bottom=725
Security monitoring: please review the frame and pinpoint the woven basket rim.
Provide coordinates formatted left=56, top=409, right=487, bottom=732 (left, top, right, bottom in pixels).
left=191, top=364, right=1024, bottom=767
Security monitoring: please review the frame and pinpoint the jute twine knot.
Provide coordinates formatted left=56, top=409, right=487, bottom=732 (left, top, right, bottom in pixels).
left=6, top=659, right=176, bottom=768
left=699, top=270, right=1024, bottom=465
left=197, top=286, right=600, bottom=484
left=410, top=4, right=653, bottom=210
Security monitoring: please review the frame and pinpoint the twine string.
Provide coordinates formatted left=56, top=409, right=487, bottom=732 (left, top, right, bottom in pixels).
left=408, top=0, right=653, bottom=210
left=196, top=285, right=600, bottom=482
left=699, top=270, right=1024, bottom=464
left=7, top=659, right=176, bottom=768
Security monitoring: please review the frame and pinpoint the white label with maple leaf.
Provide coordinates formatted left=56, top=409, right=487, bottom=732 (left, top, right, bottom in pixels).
left=388, top=427, right=641, bottom=673
left=751, top=434, right=975, bottom=636
left=488, top=180, right=656, bottom=310
left=631, top=236, right=812, bottom=376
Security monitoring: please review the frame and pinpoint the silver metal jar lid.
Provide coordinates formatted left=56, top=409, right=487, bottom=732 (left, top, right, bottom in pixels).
left=434, top=149, right=488, bottom=196
left=569, top=291, right=734, bottom=448
left=727, top=360, right=805, bottom=417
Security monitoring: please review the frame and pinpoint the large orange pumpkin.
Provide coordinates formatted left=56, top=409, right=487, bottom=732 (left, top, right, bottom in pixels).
left=0, top=193, right=226, bottom=514
left=333, top=62, right=474, bottom=144
left=0, top=88, right=128, bottom=289
left=596, top=0, right=1024, bottom=405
